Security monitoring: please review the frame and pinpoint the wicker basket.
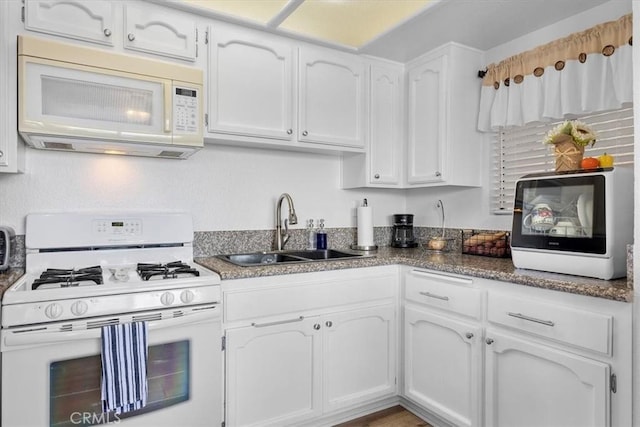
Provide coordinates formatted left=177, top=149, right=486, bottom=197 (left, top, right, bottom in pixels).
left=553, top=135, right=584, bottom=172
left=462, top=230, right=511, bottom=258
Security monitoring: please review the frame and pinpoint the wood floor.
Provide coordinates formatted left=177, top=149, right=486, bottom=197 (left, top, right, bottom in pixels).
left=333, top=405, right=432, bottom=427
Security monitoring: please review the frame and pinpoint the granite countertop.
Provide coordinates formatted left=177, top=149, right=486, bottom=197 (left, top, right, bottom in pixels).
left=0, top=250, right=630, bottom=302
left=0, top=268, right=25, bottom=296
left=196, top=246, right=632, bottom=302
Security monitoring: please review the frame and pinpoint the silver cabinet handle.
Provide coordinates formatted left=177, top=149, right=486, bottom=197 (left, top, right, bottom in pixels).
left=302, top=130, right=308, bottom=136
left=435, top=171, right=442, bottom=177
left=128, top=33, right=136, bottom=42
left=313, top=323, right=321, bottom=330
left=325, top=321, right=333, bottom=328
left=103, top=28, right=112, bottom=37
left=507, top=312, right=555, bottom=327
left=465, top=332, right=474, bottom=339
left=485, top=338, right=494, bottom=345
left=251, top=316, right=304, bottom=328
left=419, top=291, right=449, bottom=301
left=374, top=174, right=380, bottom=179
left=286, top=129, right=293, bottom=135
left=0, top=150, right=3, bottom=158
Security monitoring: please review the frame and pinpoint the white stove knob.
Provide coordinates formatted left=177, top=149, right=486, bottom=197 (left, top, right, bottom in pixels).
left=71, top=300, right=88, bottom=316
left=180, top=290, right=195, bottom=304
left=160, top=292, right=175, bottom=306
left=45, top=303, right=63, bottom=319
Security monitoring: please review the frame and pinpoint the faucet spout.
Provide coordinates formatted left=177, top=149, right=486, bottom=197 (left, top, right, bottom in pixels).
left=275, top=193, right=298, bottom=251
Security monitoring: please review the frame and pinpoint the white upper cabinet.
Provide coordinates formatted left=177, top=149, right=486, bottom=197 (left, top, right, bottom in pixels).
left=407, top=54, right=446, bottom=184
left=406, top=43, right=483, bottom=187
left=205, top=26, right=367, bottom=152
left=0, top=0, right=24, bottom=173
left=207, top=25, right=294, bottom=141
left=24, top=0, right=115, bottom=46
left=23, top=0, right=197, bottom=61
left=343, top=42, right=483, bottom=189
left=368, top=63, right=403, bottom=185
left=123, top=4, right=197, bottom=61
left=298, top=47, right=366, bottom=149
left=342, top=60, right=403, bottom=188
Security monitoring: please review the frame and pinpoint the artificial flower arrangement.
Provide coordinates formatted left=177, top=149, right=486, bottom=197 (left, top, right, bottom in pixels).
left=543, top=120, right=597, bottom=147
left=543, top=120, right=597, bottom=171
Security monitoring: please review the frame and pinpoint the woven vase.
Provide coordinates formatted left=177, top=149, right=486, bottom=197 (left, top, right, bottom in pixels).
left=553, top=135, right=584, bottom=172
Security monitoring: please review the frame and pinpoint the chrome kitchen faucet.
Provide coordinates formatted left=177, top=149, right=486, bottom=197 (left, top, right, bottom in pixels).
left=275, top=193, right=298, bottom=251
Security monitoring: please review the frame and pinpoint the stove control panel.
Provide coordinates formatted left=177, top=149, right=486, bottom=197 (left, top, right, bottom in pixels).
left=93, top=219, right=142, bottom=236
left=2, top=284, right=221, bottom=327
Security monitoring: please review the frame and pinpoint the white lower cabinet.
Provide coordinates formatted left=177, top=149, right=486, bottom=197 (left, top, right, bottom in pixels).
left=484, top=329, right=610, bottom=427
left=226, top=304, right=396, bottom=427
left=222, top=267, right=398, bottom=427
left=404, top=305, right=482, bottom=427
left=323, top=304, right=397, bottom=413
left=402, top=268, right=632, bottom=427
left=222, top=266, right=631, bottom=427
left=226, top=315, right=322, bottom=427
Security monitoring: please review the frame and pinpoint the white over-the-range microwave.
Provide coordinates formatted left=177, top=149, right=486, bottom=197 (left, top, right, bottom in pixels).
left=511, top=167, right=633, bottom=280
left=18, top=35, right=203, bottom=159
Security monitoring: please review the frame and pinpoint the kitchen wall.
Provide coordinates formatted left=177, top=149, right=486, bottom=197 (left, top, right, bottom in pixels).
left=0, top=143, right=406, bottom=234
left=0, top=0, right=631, bottom=237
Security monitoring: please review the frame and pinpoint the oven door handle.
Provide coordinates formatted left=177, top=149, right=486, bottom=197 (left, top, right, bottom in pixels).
left=3, top=308, right=219, bottom=347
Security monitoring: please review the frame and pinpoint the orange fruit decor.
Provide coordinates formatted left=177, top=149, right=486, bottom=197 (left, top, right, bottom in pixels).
left=580, top=157, right=600, bottom=169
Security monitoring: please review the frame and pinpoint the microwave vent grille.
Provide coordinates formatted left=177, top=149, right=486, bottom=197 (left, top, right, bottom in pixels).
left=43, top=141, right=74, bottom=151
left=158, top=150, right=185, bottom=158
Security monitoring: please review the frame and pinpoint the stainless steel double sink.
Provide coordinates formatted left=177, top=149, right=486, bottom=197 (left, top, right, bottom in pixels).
left=218, top=249, right=371, bottom=267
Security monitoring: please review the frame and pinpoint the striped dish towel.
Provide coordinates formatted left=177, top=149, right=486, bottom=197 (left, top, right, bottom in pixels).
left=100, top=322, right=148, bottom=414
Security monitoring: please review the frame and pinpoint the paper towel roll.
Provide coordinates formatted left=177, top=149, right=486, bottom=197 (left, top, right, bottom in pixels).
left=356, top=206, right=375, bottom=247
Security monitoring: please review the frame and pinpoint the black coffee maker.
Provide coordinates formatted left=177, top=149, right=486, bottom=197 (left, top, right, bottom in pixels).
left=391, top=214, right=418, bottom=248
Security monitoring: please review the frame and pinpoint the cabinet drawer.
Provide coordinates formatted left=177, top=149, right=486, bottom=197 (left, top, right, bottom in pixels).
left=487, top=292, right=612, bottom=356
left=224, top=273, right=395, bottom=323
left=405, top=269, right=481, bottom=319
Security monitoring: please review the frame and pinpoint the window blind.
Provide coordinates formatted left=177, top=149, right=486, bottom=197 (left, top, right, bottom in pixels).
left=492, top=106, right=634, bottom=214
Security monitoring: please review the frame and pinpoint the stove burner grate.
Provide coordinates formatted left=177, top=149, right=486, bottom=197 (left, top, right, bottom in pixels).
left=32, top=266, right=103, bottom=290
left=136, top=261, right=200, bottom=281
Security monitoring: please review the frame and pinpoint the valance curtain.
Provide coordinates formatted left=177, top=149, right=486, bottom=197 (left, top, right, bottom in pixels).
left=477, top=13, right=632, bottom=132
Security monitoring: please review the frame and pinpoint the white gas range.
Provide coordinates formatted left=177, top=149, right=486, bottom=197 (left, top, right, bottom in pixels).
left=1, top=212, right=222, bottom=427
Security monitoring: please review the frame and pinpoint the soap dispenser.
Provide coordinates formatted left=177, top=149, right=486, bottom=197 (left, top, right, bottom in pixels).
left=316, top=219, right=327, bottom=250
left=307, top=219, right=317, bottom=250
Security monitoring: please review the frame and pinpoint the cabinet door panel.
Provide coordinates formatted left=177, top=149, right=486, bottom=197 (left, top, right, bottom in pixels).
left=369, top=64, right=401, bottom=185
left=208, top=27, right=294, bottom=140
left=323, top=304, right=396, bottom=412
left=299, top=48, right=365, bottom=148
left=404, top=306, right=482, bottom=427
left=24, top=0, right=115, bottom=46
left=407, top=54, right=447, bottom=184
left=485, top=329, right=610, bottom=427
left=123, top=4, right=196, bottom=61
left=226, top=317, right=321, bottom=427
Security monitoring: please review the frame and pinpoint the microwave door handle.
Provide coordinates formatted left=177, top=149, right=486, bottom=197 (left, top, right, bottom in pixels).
left=3, top=307, right=219, bottom=347
left=164, top=81, right=172, bottom=133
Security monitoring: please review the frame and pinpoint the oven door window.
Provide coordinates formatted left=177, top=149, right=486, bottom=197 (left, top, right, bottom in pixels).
left=511, top=175, right=606, bottom=254
left=50, top=340, right=190, bottom=427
